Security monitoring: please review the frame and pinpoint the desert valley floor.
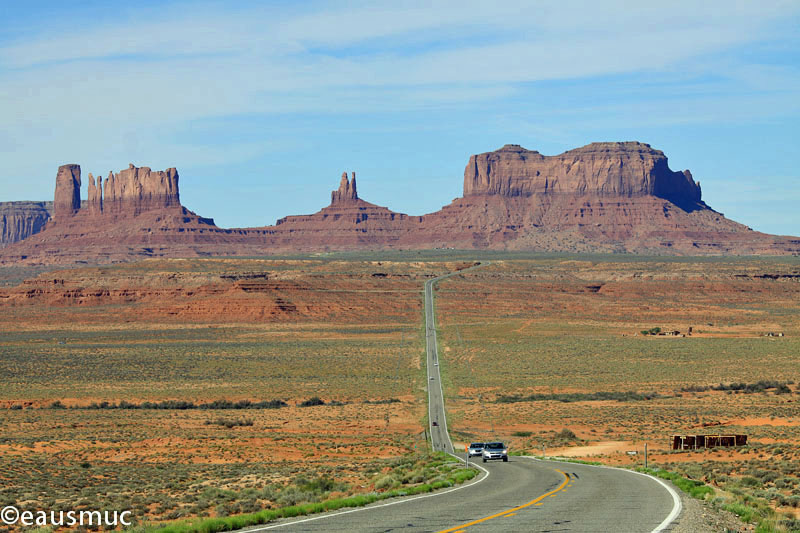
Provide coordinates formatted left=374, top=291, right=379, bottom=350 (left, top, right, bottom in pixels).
left=1, top=252, right=799, bottom=528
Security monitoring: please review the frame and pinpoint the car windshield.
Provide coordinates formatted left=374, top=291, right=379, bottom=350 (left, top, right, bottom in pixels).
left=485, top=442, right=505, bottom=449
left=469, top=443, right=483, bottom=448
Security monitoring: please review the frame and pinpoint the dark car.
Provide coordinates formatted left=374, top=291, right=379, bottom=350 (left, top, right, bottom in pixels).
left=467, top=442, right=484, bottom=457
left=482, top=442, right=508, bottom=462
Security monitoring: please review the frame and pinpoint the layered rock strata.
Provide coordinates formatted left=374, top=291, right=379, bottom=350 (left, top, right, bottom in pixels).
left=464, top=142, right=702, bottom=209
left=53, top=163, right=180, bottom=220
left=2, top=143, right=799, bottom=264
left=0, top=202, right=53, bottom=247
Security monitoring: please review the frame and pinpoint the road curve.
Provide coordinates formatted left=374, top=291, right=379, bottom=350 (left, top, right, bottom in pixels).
left=241, top=261, right=682, bottom=532
left=244, top=458, right=679, bottom=532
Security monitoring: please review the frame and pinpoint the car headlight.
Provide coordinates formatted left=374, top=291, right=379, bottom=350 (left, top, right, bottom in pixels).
left=503, top=450, right=507, bottom=454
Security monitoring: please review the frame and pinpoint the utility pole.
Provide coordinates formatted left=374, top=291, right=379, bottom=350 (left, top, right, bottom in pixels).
left=644, top=443, right=648, bottom=469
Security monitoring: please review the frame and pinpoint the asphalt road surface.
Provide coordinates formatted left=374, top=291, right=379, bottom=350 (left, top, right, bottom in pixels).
left=249, top=458, right=679, bottom=532
left=242, top=262, right=681, bottom=532
left=424, top=266, right=477, bottom=455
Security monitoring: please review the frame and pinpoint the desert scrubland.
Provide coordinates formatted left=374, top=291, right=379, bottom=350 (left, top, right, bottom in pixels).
left=1, top=253, right=799, bottom=528
left=0, top=257, right=474, bottom=527
left=434, top=256, right=800, bottom=525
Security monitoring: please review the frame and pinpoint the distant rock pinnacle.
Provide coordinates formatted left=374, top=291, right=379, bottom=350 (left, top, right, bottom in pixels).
left=331, top=171, right=358, bottom=204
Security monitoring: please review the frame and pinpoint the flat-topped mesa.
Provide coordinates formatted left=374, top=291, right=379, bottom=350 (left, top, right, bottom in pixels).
left=464, top=142, right=702, bottom=208
left=102, top=164, right=180, bottom=215
left=53, top=164, right=81, bottom=219
left=331, top=171, right=359, bottom=204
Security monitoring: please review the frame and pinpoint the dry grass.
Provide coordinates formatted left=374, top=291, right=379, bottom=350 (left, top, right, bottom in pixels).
left=0, top=258, right=459, bottom=526
left=434, top=256, right=800, bottom=523
left=2, top=253, right=799, bottom=527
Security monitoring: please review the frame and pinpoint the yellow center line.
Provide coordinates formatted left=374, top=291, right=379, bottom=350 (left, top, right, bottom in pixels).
left=437, top=469, right=570, bottom=533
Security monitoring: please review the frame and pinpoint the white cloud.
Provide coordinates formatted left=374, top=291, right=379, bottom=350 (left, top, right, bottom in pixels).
left=2, top=1, right=796, bottom=131
left=1, top=0, right=798, bottom=214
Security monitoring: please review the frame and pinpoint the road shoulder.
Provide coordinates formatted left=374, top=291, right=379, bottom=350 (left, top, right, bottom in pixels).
left=669, top=488, right=750, bottom=533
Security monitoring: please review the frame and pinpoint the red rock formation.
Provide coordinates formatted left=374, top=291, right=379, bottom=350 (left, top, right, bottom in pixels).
left=262, top=170, right=415, bottom=250
left=87, top=173, right=103, bottom=214
left=464, top=142, right=702, bottom=208
left=51, top=163, right=181, bottom=220
left=2, top=143, right=798, bottom=265
left=0, top=202, right=52, bottom=247
left=53, top=164, right=81, bottom=219
left=331, top=172, right=358, bottom=204
left=102, top=164, right=179, bottom=215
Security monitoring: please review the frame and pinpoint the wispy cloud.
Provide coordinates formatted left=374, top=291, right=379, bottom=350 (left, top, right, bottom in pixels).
left=2, top=1, right=796, bottom=132
left=1, top=1, right=798, bottom=233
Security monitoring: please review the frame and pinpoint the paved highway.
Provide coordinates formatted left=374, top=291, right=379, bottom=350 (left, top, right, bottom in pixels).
left=424, top=265, right=484, bottom=454
left=250, top=458, right=679, bottom=532
left=243, top=262, right=682, bottom=532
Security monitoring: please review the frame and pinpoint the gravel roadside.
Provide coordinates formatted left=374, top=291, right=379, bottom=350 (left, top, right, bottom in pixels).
left=669, top=485, right=752, bottom=533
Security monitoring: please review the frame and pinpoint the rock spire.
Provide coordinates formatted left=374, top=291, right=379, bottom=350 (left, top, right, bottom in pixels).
left=331, top=171, right=358, bottom=204
left=53, top=164, right=81, bottom=219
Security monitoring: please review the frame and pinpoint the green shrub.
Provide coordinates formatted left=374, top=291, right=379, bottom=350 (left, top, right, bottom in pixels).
left=724, top=502, right=755, bottom=523
left=556, top=429, right=577, bottom=441
left=204, top=418, right=254, bottom=428
left=496, top=391, right=662, bottom=403
left=144, top=458, right=478, bottom=533
left=740, top=476, right=761, bottom=488
left=299, top=397, right=325, bottom=407
left=373, top=475, right=398, bottom=491
left=639, top=468, right=714, bottom=500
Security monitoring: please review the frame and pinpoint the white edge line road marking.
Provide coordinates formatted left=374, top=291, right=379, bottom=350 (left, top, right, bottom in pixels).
left=520, top=456, right=682, bottom=532
left=244, top=263, right=493, bottom=532
left=636, top=470, right=682, bottom=533
left=242, top=262, right=680, bottom=532
left=244, top=460, right=490, bottom=531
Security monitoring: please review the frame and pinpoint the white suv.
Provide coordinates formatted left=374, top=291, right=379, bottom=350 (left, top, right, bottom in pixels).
left=468, top=442, right=484, bottom=457
left=482, top=442, right=508, bottom=462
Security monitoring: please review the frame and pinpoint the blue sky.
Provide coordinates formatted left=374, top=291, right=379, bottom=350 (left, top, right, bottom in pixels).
left=1, top=1, right=799, bottom=235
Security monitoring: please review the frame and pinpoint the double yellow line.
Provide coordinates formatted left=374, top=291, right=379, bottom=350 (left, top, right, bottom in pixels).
left=438, top=469, right=570, bottom=533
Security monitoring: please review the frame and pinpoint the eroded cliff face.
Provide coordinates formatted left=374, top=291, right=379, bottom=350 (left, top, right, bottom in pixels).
left=0, top=202, right=53, bottom=247
left=54, top=164, right=81, bottom=219
left=2, top=143, right=797, bottom=265
left=102, top=164, right=180, bottom=214
left=53, top=163, right=180, bottom=220
left=463, top=142, right=702, bottom=208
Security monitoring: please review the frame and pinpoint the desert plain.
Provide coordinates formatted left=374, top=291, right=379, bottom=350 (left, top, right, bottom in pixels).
left=1, top=252, right=799, bottom=529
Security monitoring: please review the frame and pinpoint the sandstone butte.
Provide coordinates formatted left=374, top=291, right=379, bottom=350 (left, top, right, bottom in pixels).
left=1, top=142, right=798, bottom=265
